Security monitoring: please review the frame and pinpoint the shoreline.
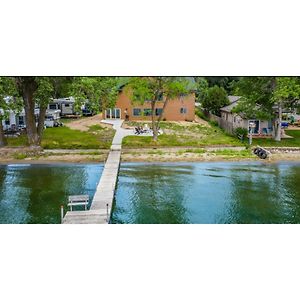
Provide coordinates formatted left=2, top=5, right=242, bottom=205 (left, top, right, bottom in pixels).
left=1, top=153, right=300, bottom=164
left=1, top=146, right=300, bottom=164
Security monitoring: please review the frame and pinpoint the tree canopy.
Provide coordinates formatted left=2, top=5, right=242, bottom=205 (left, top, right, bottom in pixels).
left=70, top=77, right=118, bottom=114
left=201, top=85, right=229, bottom=116
left=233, top=77, right=300, bottom=141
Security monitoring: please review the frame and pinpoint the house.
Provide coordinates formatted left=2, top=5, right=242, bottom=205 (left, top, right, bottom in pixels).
left=48, top=97, right=77, bottom=116
left=105, top=78, right=196, bottom=121
left=220, top=96, right=272, bottom=135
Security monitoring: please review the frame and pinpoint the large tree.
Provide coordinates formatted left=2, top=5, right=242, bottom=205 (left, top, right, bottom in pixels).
left=70, top=77, right=118, bottom=116
left=201, top=85, right=229, bottom=116
left=234, top=77, right=300, bottom=141
left=128, top=77, right=193, bottom=141
left=15, top=77, right=55, bottom=146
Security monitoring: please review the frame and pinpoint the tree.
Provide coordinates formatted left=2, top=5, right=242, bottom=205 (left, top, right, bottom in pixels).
left=233, top=77, right=300, bottom=141
left=193, top=77, right=209, bottom=103
left=0, top=77, right=20, bottom=147
left=201, top=85, right=229, bottom=116
left=205, top=77, right=240, bottom=94
left=15, top=77, right=55, bottom=146
left=70, top=77, right=118, bottom=116
left=128, top=77, right=193, bottom=141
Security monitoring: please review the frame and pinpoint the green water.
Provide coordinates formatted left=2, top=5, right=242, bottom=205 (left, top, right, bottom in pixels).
left=1, top=161, right=300, bottom=224
left=111, top=162, right=300, bottom=224
left=0, top=164, right=103, bottom=224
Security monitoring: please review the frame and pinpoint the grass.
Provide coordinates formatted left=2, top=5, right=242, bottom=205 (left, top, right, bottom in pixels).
left=123, top=121, right=242, bottom=148
left=13, top=153, right=28, bottom=160
left=45, top=150, right=104, bottom=156
left=183, top=148, right=206, bottom=154
left=211, top=149, right=255, bottom=158
left=253, top=130, right=300, bottom=147
left=88, top=125, right=105, bottom=132
left=7, top=126, right=115, bottom=149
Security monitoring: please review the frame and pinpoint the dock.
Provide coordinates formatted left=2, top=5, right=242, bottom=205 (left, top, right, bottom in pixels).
left=62, top=119, right=129, bottom=224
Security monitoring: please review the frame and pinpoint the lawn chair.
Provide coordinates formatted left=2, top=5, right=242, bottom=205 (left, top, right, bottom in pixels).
left=134, top=127, right=143, bottom=135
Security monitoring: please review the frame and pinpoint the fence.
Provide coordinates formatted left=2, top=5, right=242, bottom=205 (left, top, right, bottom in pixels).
left=205, top=112, right=234, bottom=134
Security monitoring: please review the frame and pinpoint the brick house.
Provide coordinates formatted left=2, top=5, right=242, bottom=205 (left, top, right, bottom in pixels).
left=104, top=78, right=196, bottom=121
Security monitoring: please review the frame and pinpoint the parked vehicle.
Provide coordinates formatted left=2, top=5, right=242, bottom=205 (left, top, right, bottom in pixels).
left=44, top=109, right=62, bottom=127
left=1, top=108, right=39, bottom=131
left=48, top=97, right=77, bottom=116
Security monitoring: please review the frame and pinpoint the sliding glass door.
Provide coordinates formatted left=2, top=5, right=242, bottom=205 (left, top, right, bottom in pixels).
left=105, top=108, right=121, bottom=119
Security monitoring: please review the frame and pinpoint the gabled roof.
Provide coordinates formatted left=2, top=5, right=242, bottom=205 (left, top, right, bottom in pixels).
left=220, top=96, right=241, bottom=113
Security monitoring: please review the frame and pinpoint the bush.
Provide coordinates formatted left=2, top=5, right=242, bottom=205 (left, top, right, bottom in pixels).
left=234, top=127, right=248, bottom=141
left=195, top=109, right=207, bottom=120
left=201, top=85, right=230, bottom=116
left=209, top=120, right=219, bottom=127
left=13, top=153, right=28, bottom=160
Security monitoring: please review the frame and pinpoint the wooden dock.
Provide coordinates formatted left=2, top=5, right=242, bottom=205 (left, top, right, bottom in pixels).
left=62, top=149, right=121, bottom=224
left=62, top=119, right=129, bottom=224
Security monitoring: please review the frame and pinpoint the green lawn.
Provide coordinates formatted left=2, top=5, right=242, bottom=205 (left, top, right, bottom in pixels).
left=122, top=121, right=242, bottom=148
left=253, top=130, right=300, bottom=147
left=7, top=126, right=115, bottom=149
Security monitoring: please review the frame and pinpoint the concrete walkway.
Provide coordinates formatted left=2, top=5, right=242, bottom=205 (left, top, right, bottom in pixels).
left=101, top=119, right=135, bottom=150
left=62, top=119, right=132, bottom=224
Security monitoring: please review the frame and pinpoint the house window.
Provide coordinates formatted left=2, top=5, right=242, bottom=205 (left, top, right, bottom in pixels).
left=5, top=119, right=10, bottom=125
left=64, top=104, right=70, bottom=107
left=180, top=107, right=187, bottom=114
left=155, top=108, right=163, bottom=116
left=133, top=108, right=141, bottom=116
left=144, top=109, right=152, bottom=116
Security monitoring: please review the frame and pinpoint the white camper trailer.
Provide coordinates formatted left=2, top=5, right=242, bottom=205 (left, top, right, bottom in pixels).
left=44, top=109, right=62, bottom=127
left=48, top=97, right=76, bottom=116
left=1, top=107, right=61, bottom=131
left=1, top=109, right=40, bottom=131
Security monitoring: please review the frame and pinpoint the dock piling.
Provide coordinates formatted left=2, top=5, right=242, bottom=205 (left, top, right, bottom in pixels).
left=106, top=203, right=109, bottom=221
left=60, top=205, right=64, bottom=224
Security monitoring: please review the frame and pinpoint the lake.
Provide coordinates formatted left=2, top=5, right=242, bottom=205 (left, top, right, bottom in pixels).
left=111, top=162, right=300, bottom=224
left=0, top=162, right=300, bottom=224
left=0, top=163, right=103, bottom=224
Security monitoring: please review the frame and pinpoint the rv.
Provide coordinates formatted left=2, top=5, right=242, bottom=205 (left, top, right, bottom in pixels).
left=81, top=100, right=96, bottom=116
left=1, top=108, right=62, bottom=131
left=1, top=108, right=39, bottom=131
left=48, top=97, right=77, bottom=116
left=44, top=109, right=62, bottom=127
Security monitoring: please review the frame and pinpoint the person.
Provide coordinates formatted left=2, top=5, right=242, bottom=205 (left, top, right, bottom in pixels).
left=125, top=108, right=129, bottom=121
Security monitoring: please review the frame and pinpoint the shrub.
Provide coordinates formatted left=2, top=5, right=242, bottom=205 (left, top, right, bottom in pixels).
left=13, top=153, right=27, bottom=160
left=195, top=109, right=209, bottom=121
left=209, top=120, right=219, bottom=127
left=234, top=127, right=248, bottom=141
